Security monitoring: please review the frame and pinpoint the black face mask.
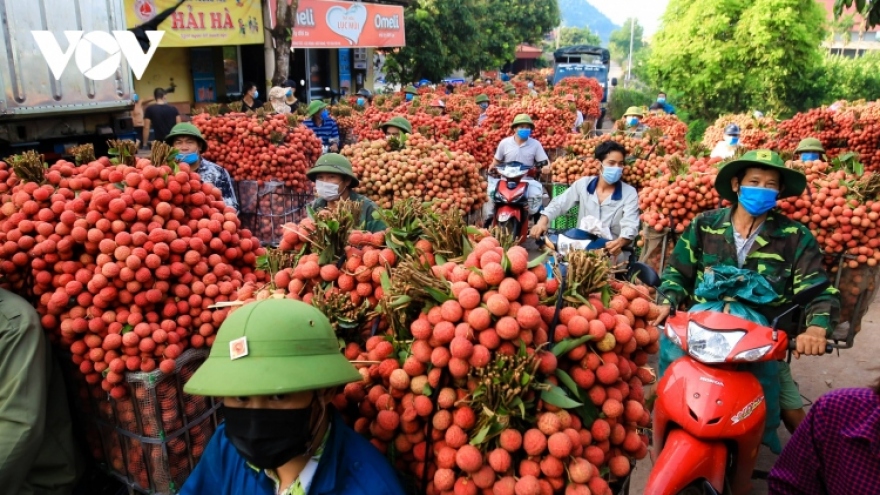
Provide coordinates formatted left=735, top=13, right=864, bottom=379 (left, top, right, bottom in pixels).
left=223, top=402, right=321, bottom=469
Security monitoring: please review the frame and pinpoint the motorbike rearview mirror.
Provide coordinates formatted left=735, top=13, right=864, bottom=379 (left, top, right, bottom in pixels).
left=611, top=78, right=618, bottom=87
left=792, top=280, right=831, bottom=306
left=630, top=262, right=660, bottom=288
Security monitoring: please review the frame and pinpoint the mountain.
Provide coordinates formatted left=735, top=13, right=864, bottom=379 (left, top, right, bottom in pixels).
left=558, top=0, right=619, bottom=44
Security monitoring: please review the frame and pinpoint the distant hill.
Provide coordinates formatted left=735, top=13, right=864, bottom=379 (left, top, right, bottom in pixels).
left=558, top=0, right=619, bottom=44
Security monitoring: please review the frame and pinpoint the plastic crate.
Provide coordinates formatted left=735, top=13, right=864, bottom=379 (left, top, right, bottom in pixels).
left=66, top=349, right=221, bottom=494
left=549, top=183, right=579, bottom=230
left=236, top=180, right=313, bottom=247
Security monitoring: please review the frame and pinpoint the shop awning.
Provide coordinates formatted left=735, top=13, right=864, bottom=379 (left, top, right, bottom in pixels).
left=125, top=0, right=264, bottom=47
left=515, top=44, right=543, bottom=60
left=268, top=0, right=406, bottom=48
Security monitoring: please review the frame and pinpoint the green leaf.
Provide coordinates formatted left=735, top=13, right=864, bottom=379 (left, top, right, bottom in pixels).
left=501, top=251, right=511, bottom=274
left=469, top=424, right=492, bottom=446
left=521, top=372, right=531, bottom=387
left=552, top=334, right=593, bottom=357
left=424, top=287, right=451, bottom=303
left=380, top=270, right=392, bottom=293
left=422, top=383, right=433, bottom=397
left=541, top=384, right=584, bottom=409
left=115, top=182, right=125, bottom=190
left=390, top=295, right=412, bottom=308
left=121, top=324, right=133, bottom=335
left=527, top=250, right=549, bottom=269
left=435, top=254, right=447, bottom=265
left=555, top=369, right=583, bottom=399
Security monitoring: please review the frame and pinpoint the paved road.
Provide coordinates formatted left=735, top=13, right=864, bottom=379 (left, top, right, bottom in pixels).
left=629, top=290, right=880, bottom=493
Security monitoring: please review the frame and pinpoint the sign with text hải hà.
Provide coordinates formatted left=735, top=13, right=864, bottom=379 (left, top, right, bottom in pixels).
left=125, top=0, right=264, bottom=47
left=269, top=0, right=405, bottom=48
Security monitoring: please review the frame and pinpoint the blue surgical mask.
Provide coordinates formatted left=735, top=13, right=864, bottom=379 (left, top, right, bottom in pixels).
left=602, top=165, right=623, bottom=184
left=726, top=135, right=739, bottom=145
left=177, top=152, right=199, bottom=165
left=357, top=97, right=365, bottom=106
left=626, top=117, right=639, bottom=127
left=800, top=152, right=820, bottom=161
left=321, top=109, right=330, bottom=120
left=132, top=93, right=139, bottom=102
left=253, top=90, right=259, bottom=99
left=405, top=93, right=414, bottom=102
left=738, top=186, right=779, bottom=216
left=479, top=102, right=489, bottom=111
left=286, top=89, right=293, bottom=97
left=516, top=128, right=531, bottom=140
left=657, top=97, right=666, bottom=104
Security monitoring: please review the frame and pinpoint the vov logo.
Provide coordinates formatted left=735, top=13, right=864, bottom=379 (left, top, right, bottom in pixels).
left=32, top=31, right=164, bottom=81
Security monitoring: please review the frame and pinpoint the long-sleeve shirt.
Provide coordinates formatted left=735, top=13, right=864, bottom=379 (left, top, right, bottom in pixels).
left=573, top=110, right=584, bottom=132
left=0, top=289, right=81, bottom=495
left=658, top=208, right=840, bottom=335
left=303, top=117, right=341, bottom=147
left=768, top=387, right=880, bottom=494
left=195, top=159, right=239, bottom=212
left=541, top=176, right=640, bottom=241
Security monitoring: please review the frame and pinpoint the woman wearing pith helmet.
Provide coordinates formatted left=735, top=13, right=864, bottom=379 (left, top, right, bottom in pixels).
left=180, top=299, right=406, bottom=495
left=306, top=153, right=387, bottom=233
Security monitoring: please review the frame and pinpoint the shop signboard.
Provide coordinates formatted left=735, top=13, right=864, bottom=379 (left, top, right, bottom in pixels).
left=269, top=0, right=405, bottom=48
left=339, top=48, right=352, bottom=91
left=126, top=0, right=264, bottom=47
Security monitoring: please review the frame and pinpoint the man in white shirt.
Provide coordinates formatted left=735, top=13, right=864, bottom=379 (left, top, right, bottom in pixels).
left=530, top=140, right=640, bottom=257
left=484, top=113, right=550, bottom=226
left=710, top=124, right=741, bottom=159
left=565, top=94, right=585, bottom=133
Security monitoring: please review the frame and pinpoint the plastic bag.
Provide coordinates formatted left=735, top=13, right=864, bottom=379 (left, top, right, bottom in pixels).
left=577, top=215, right=612, bottom=240
left=659, top=265, right=784, bottom=454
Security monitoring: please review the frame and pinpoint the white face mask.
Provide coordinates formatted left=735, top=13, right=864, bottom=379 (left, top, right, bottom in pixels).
left=316, top=180, right=342, bottom=200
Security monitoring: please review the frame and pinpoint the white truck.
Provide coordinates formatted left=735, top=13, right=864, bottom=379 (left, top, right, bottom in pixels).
left=0, top=0, right=138, bottom=158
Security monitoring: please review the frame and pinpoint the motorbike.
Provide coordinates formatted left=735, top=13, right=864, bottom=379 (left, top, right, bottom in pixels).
left=539, top=227, right=636, bottom=280
left=490, top=161, right=539, bottom=242
left=629, top=262, right=852, bottom=495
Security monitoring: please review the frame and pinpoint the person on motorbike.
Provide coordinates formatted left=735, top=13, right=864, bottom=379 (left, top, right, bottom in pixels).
left=303, top=101, right=341, bottom=153
left=710, top=123, right=742, bottom=159
left=794, top=137, right=824, bottom=162
left=651, top=149, right=841, bottom=434
left=622, top=107, right=649, bottom=138
left=529, top=140, right=639, bottom=259
left=565, top=94, right=585, bottom=133
left=306, top=153, right=386, bottom=233
left=484, top=114, right=549, bottom=227
left=379, top=117, right=412, bottom=138
left=476, top=94, right=490, bottom=126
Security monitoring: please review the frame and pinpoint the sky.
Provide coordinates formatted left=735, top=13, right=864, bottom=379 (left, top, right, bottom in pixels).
left=587, top=0, right=670, bottom=39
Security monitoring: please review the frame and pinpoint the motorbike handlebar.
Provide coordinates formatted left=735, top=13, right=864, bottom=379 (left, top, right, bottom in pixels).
left=787, top=339, right=835, bottom=354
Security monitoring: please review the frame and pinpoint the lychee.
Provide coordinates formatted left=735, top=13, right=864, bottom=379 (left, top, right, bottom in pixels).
left=441, top=300, right=464, bottom=323
left=495, top=316, right=520, bottom=340
left=437, top=387, right=457, bottom=409
left=568, top=457, right=594, bottom=483
left=471, top=465, right=496, bottom=489
left=547, top=431, right=573, bottom=458
left=624, top=400, right=644, bottom=422
left=629, top=297, right=650, bottom=317
left=436, top=446, right=457, bottom=469
left=602, top=398, right=624, bottom=419
left=623, top=430, right=644, bottom=453
left=433, top=321, right=456, bottom=344
left=469, top=344, right=491, bottom=368
left=506, top=249, right=529, bottom=275
left=493, top=476, right=516, bottom=495
left=537, top=412, right=562, bottom=435
left=458, top=287, right=482, bottom=310
left=591, top=418, right=611, bottom=442
left=389, top=368, right=411, bottom=390
left=487, top=294, right=511, bottom=317
left=445, top=425, right=468, bottom=448
left=455, top=444, right=483, bottom=473
left=488, top=447, right=512, bottom=473
left=514, top=474, right=541, bottom=495
left=479, top=328, right=501, bottom=349
left=523, top=428, right=547, bottom=456
left=596, top=363, right=620, bottom=385
left=609, top=455, right=631, bottom=477
left=377, top=409, right=400, bottom=431
left=450, top=336, right=475, bottom=359
left=568, top=315, right=589, bottom=337
left=499, top=429, right=523, bottom=452
left=498, top=278, right=522, bottom=301
left=482, top=262, right=505, bottom=286
left=588, top=476, right=612, bottom=495
left=516, top=305, right=542, bottom=330
left=540, top=454, right=564, bottom=477
left=468, top=307, right=492, bottom=331
left=433, top=468, right=455, bottom=491
left=454, top=405, right=476, bottom=429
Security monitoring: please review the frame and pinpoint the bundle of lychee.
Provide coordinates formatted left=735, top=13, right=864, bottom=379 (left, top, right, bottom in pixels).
left=342, top=133, right=487, bottom=213
left=0, top=142, right=266, bottom=399
left=702, top=113, right=778, bottom=150
left=550, top=76, right=604, bottom=120
left=641, top=114, right=688, bottom=147
left=191, top=109, right=322, bottom=190
left=512, top=70, right=550, bottom=91
left=639, top=154, right=725, bottom=233
left=331, top=236, right=660, bottom=495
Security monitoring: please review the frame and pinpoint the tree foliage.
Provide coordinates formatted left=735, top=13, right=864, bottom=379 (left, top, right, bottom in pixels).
left=609, top=18, right=645, bottom=65
left=383, top=0, right=559, bottom=83
left=557, top=27, right=602, bottom=47
left=647, top=0, right=825, bottom=120
left=834, top=0, right=878, bottom=28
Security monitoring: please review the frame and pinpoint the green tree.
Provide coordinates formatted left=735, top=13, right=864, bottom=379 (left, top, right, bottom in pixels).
left=609, top=18, right=644, bottom=65
left=558, top=26, right=602, bottom=46
left=834, top=1, right=877, bottom=28
left=647, top=0, right=825, bottom=119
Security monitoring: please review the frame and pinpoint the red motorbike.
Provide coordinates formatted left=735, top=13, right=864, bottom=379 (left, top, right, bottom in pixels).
left=491, top=161, right=537, bottom=242
left=629, top=262, right=849, bottom=495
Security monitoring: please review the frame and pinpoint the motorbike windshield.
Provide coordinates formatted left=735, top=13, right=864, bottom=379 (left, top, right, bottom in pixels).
left=498, top=163, right=531, bottom=179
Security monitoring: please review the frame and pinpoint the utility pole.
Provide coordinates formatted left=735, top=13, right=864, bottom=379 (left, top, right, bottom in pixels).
left=627, top=18, right=635, bottom=85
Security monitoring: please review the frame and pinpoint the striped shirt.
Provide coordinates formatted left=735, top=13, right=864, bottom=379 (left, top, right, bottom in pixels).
left=303, top=116, right=340, bottom=146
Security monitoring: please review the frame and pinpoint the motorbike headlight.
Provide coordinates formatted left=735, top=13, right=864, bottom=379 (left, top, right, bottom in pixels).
left=732, top=345, right=772, bottom=362
left=687, top=321, right=746, bottom=363
left=664, top=324, right=682, bottom=348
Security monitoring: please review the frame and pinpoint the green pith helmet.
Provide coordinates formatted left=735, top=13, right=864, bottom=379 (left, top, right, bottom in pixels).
left=475, top=94, right=490, bottom=104
left=503, top=83, right=516, bottom=93
left=165, top=123, right=207, bottom=153
left=306, top=153, right=360, bottom=187
left=795, top=137, right=824, bottom=154
left=510, top=113, right=535, bottom=129
left=623, top=106, right=644, bottom=118
left=715, top=149, right=807, bottom=203
left=183, top=299, right=362, bottom=397
left=306, top=100, right=328, bottom=118
left=379, top=116, right=412, bottom=135
left=404, top=85, right=418, bottom=95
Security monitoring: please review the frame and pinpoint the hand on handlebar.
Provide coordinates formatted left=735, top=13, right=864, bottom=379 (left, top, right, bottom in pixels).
left=530, top=219, right=549, bottom=240
left=604, top=238, right=628, bottom=257
left=792, top=326, right=829, bottom=358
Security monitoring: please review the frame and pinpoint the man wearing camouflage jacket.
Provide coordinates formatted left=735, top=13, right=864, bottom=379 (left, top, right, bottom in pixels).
left=652, top=149, right=840, bottom=433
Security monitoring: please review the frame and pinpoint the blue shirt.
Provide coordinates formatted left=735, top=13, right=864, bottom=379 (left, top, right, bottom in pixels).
left=180, top=411, right=407, bottom=495
left=660, top=102, right=676, bottom=115
left=303, top=116, right=341, bottom=146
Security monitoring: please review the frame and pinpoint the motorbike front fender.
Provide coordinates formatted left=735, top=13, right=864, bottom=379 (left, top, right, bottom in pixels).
left=644, top=429, right=727, bottom=495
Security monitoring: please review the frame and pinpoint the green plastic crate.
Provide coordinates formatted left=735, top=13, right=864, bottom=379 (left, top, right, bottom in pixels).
left=550, top=183, right=579, bottom=230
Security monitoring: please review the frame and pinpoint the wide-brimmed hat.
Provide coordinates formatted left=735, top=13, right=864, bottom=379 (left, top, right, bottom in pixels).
left=404, top=85, right=418, bottom=95
left=165, top=123, right=207, bottom=153
left=306, top=153, right=360, bottom=187
left=475, top=94, right=490, bottom=104
left=795, top=138, right=824, bottom=154
left=564, top=94, right=577, bottom=102
left=380, top=116, right=412, bottom=134
left=306, top=100, right=327, bottom=117
left=715, top=149, right=807, bottom=203
left=503, top=83, right=516, bottom=93
left=183, top=299, right=362, bottom=397
left=623, top=106, right=644, bottom=118
left=510, top=113, right=534, bottom=129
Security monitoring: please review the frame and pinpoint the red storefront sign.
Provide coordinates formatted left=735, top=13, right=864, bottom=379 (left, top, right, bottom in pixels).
left=268, top=0, right=406, bottom=48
